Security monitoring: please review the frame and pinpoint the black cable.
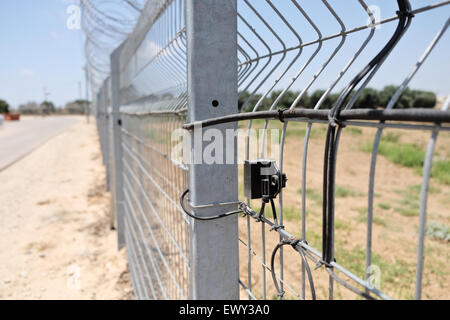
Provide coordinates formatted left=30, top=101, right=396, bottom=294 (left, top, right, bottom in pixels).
left=271, top=238, right=316, bottom=300
left=181, top=108, right=450, bottom=131
left=328, top=0, right=413, bottom=125
left=321, top=0, right=413, bottom=266
left=180, top=189, right=244, bottom=221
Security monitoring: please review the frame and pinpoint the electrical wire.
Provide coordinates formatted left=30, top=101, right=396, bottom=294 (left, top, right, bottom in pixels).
left=182, top=108, right=450, bottom=131
left=182, top=187, right=317, bottom=300
left=180, top=189, right=245, bottom=221
left=321, top=0, right=414, bottom=265
left=271, top=238, right=316, bottom=300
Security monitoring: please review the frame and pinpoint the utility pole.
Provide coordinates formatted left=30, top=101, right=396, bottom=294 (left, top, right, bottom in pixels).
left=43, top=87, right=50, bottom=116
left=83, top=65, right=90, bottom=123
left=78, top=81, right=82, bottom=100
left=43, top=87, right=50, bottom=102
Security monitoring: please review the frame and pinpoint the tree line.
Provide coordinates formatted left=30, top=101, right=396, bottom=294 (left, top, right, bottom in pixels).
left=0, top=100, right=90, bottom=115
left=238, top=86, right=437, bottom=112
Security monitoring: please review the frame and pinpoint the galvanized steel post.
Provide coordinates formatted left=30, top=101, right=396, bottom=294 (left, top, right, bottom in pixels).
left=111, top=43, right=126, bottom=249
left=186, top=0, right=239, bottom=300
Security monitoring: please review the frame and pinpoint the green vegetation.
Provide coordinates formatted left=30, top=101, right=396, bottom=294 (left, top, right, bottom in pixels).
left=0, top=99, right=10, bottom=114
left=382, top=132, right=401, bottom=143
left=426, top=221, right=450, bottom=242
left=297, top=187, right=322, bottom=206
left=361, top=133, right=426, bottom=171
left=17, top=100, right=91, bottom=115
left=379, top=86, right=436, bottom=109
left=335, top=245, right=414, bottom=297
left=335, top=219, right=351, bottom=231
left=346, top=127, right=363, bottom=136
left=431, top=160, right=450, bottom=185
left=238, top=86, right=437, bottom=112
left=356, top=208, right=387, bottom=227
left=285, top=128, right=306, bottom=138
left=391, top=184, right=443, bottom=217
left=378, top=142, right=425, bottom=168
left=335, top=185, right=363, bottom=198
left=378, top=203, right=391, bottom=211
left=393, top=186, right=421, bottom=217
left=281, top=206, right=299, bottom=221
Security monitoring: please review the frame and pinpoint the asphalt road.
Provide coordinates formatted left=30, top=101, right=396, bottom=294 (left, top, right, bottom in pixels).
left=0, top=116, right=79, bottom=171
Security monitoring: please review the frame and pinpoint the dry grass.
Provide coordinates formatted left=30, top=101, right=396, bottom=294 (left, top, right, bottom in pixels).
left=238, top=120, right=450, bottom=300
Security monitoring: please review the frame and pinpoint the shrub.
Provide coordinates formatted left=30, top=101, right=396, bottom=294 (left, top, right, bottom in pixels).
left=379, top=85, right=436, bottom=109
left=411, top=90, right=436, bottom=109
left=307, top=90, right=339, bottom=109
left=426, top=221, right=450, bottom=242
left=0, top=99, right=9, bottom=114
left=239, top=92, right=271, bottom=112
left=353, top=88, right=380, bottom=109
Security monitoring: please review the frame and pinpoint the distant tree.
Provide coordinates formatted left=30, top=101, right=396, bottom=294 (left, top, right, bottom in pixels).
left=307, top=90, right=338, bottom=109
left=379, top=85, right=414, bottom=109
left=18, top=101, right=40, bottom=114
left=0, top=99, right=10, bottom=114
left=239, top=86, right=436, bottom=112
left=64, top=100, right=87, bottom=114
left=353, top=88, right=380, bottom=109
left=238, top=91, right=271, bottom=112
left=269, top=90, right=304, bottom=109
left=40, top=101, right=56, bottom=114
left=411, top=90, right=436, bottom=109
left=238, top=91, right=251, bottom=111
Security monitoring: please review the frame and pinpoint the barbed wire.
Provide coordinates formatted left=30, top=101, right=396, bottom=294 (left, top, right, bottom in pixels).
left=80, top=0, right=146, bottom=93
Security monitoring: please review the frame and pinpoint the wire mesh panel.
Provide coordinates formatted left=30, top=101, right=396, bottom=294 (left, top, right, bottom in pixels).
left=115, top=0, right=190, bottom=300
left=92, top=0, right=450, bottom=300
left=234, top=0, right=450, bottom=300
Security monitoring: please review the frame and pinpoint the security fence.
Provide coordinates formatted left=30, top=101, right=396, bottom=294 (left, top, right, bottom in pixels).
left=94, top=0, right=450, bottom=300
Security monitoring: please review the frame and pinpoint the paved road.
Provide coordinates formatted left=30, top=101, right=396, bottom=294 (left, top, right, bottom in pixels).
left=0, top=116, right=79, bottom=171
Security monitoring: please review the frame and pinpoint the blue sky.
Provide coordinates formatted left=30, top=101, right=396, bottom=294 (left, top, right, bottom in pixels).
left=0, top=0, right=449, bottom=109
left=0, top=0, right=85, bottom=108
left=236, top=0, right=450, bottom=99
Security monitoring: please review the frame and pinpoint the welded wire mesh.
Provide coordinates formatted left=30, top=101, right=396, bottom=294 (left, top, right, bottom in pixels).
left=113, top=0, right=189, bottom=300
left=93, top=0, right=450, bottom=300
left=236, top=0, right=450, bottom=300
left=96, top=77, right=112, bottom=192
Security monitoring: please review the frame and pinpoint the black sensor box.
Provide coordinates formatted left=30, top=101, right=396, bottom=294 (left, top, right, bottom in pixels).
left=244, top=160, right=286, bottom=200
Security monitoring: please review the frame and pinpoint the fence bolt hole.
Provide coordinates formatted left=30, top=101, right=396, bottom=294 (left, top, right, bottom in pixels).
left=212, top=100, right=219, bottom=108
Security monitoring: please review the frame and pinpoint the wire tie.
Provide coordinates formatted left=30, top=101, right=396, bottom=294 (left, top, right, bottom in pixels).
left=314, top=259, right=334, bottom=270
left=328, top=109, right=346, bottom=128
left=278, top=107, right=287, bottom=123
left=396, top=10, right=415, bottom=19
left=270, top=224, right=285, bottom=232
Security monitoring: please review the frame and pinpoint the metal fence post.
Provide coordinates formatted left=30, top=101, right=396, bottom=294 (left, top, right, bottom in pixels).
left=111, top=43, right=126, bottom=249
left=186, top=0, right=239, bottom=300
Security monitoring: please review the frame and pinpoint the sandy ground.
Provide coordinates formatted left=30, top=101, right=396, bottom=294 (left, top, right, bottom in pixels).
left=0, top=117, right=132, bottom=300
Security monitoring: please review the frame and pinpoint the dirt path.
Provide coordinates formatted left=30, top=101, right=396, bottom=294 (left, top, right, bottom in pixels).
left=0, top=117, right=131, bottom=300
